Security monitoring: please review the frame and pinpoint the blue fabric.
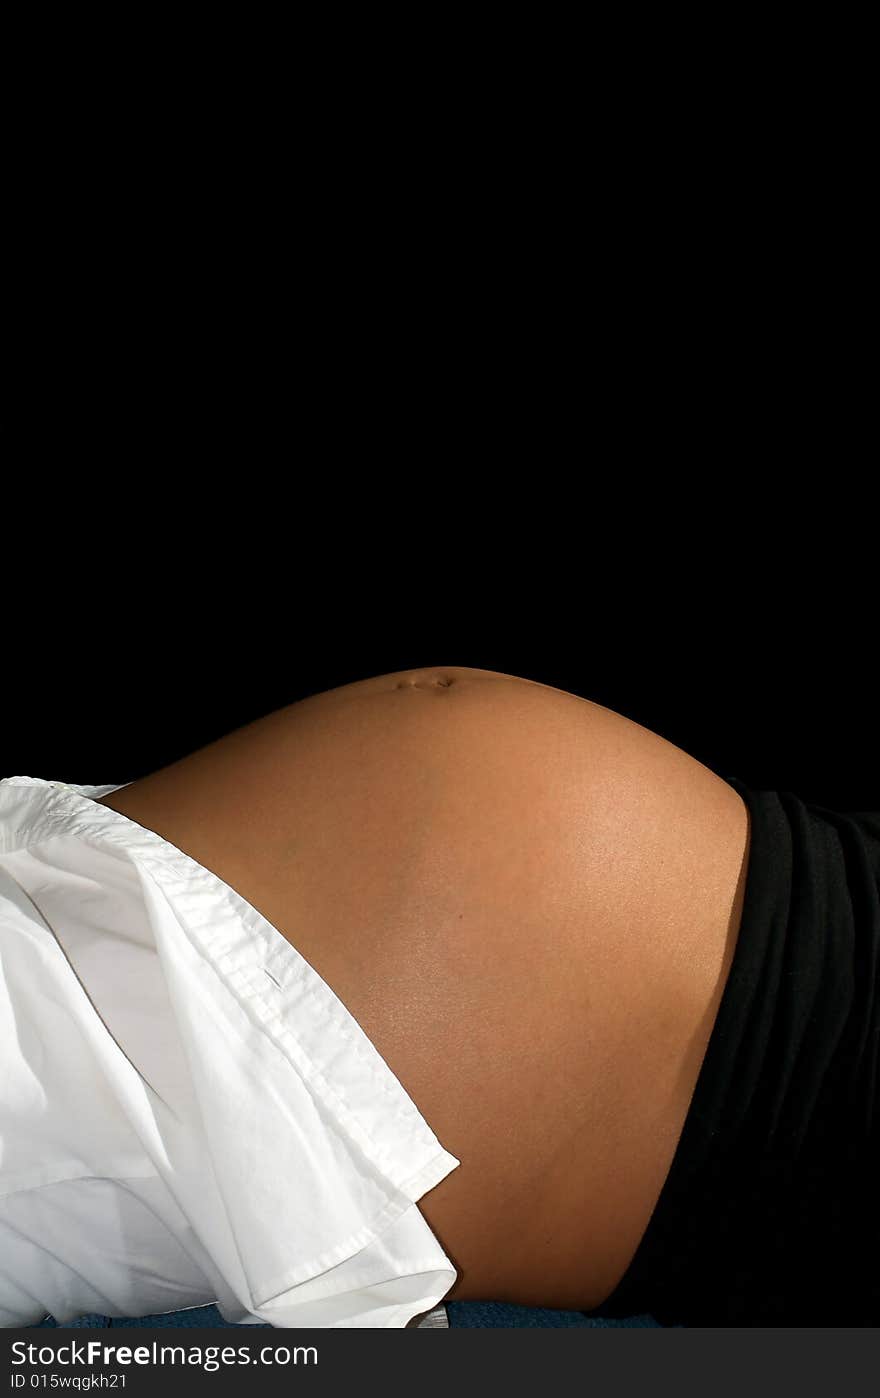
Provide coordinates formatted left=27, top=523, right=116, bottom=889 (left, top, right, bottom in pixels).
left=34, top=1307, right=269, bottom=1328
left=33, top=1301, right=664, bottom=1328
left=446, top=1302, right=664, bottom=1327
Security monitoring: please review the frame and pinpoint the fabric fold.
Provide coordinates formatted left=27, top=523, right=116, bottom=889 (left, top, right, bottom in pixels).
left=0, top=776, right=460, bottom=1328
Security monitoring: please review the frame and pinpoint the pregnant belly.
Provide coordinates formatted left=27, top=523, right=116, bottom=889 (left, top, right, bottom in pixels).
left=96, top=666, right=750, bottom=1311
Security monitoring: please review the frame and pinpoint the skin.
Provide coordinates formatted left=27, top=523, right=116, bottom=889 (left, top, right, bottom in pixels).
left=94, top=665, right=750, bottom=1315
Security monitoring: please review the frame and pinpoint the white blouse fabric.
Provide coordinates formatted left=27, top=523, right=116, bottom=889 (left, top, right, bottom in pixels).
left=0, top=776, right=460, bottom=1329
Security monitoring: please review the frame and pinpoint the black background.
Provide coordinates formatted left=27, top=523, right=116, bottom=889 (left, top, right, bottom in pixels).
left=3, top=508, right=876, bottom=815
left=3, top=86, right=874, bottom=816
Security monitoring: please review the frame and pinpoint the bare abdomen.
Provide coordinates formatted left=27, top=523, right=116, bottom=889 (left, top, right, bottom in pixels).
left=96, top=666, right=750, bottom=1311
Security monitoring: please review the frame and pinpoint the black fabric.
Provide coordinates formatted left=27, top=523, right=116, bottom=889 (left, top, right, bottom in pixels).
left=589, top=776, right=879, bottom=1326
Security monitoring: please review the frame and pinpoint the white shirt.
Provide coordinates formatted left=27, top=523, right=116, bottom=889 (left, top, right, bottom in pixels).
left=0, top=776, right=459, bottom=1329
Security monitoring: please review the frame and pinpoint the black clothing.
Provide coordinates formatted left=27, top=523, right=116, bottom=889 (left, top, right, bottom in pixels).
left=590, top=777, right=879, bottom=1326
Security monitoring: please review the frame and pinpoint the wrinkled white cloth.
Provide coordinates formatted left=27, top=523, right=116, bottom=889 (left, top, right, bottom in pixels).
left=0, top=776, right=459, bottom=1329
